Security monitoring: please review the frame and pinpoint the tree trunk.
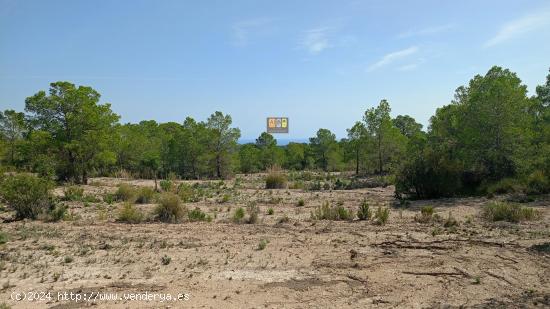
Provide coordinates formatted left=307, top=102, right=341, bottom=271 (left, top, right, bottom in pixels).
left=355, top=149, right=359, bottom=175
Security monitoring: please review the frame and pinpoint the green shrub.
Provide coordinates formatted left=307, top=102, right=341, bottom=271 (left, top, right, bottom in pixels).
left=374, top=206, right=390, bottom=225
left=160, top=180, right=172, bottom=192
left=41, top=204, right=68, bottom=222
left=311, top=201, right=352, bottom=221
left=266, top=207, right=274, bottom=215
left=357, top=200, right=372, bottom=220
left=0, top=232, right=8, bottom=245
left=63, top=186, right=84, bottom=201
left=486, top=178, right=522, bottom=195
left=188, top=207, right=211, bottom=222
left=0, top=174, right=56, bottom=220
left=525, top=171, right=549, bottom=195
left=257, top=239, right=269, bottom=250
left=266, top=172, right=287, bottom=189
left=161, top=255, right=171, bottom=265
left=117, top=203, right=144, bottom=223
left=103, top=193, right=115, bottom=204
left=154, top=193, right=185, bottom=223
left=219, top=193, right=231, bottom=203
left=297, top=198, right=305, bottom=207
left=178, top=183, right=200, bottom=202
left=482, top=201, right=541, bottom=223
left=115, top=184, right=137, bottom=202
left=416, top=205, right=434, bottom=223
left=136, top=187, right=155, bottom=204
left=232, top=207, right=245, bottom=223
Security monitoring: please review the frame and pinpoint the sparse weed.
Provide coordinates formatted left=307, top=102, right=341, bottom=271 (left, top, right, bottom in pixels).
left=117, top=203, right=144, bottom=223
left=311, top=201, right=352, bottom=221
left=357, top=200, right=372, bottom=220
left=482, top=201, right=541, bottom=223
left=374, top=206, right=390, bottom=225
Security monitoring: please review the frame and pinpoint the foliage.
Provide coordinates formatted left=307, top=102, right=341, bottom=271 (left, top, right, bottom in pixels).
left=154, top=193, right=185, bottom=223
left=117, top=203, right=144, bottom=223
left=311, top=201, right=352, bottom=221
left=0, top=174, right=56, bottom=220
left=265, top=171, right=287, bottom=189
left=188, top=207, right=211, bottom=222
left=482, top=202, right=540, bottom=223
left=159, top=180, right=172, bottom=192
left=136, top=186, right=155, bottom=204
left=63, top=186, right=84, bottom=201
left=374, top=206, right=390, bottom=225
left=356, top=200, right=372, bottom=220
left=232, top=207, right=245, bottom=223
left=115, top=184, right=137, bottom=202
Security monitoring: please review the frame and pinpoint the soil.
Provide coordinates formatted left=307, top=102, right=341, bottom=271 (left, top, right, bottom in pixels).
left=0, top=175, right=548, bottom=308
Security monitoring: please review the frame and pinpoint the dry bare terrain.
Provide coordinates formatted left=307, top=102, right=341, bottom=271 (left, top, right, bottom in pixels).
left=0, top=174, right=549, bottom=308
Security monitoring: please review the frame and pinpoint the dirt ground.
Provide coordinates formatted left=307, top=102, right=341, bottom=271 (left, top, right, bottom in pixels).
left=0, top=174, right=549, bottom=308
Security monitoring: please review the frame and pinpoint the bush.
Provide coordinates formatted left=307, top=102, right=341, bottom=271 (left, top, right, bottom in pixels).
left=115, top=184, right=137, bottom=202
left=374, top=206, right=390, bottom=225
left=0, top=174, right=56, bottom=220
left=160, top=180, right=172, bottom=192
left=482, top=202, right=541, bottom=223
left=525, top=171, right=549, bottom=195
left=297, top=198, right=305, bottom=207
left=103, top=193, right=115, bottom=204
left=357, top=200, right=372, bottom=220
left=188, top=207, right=211, bottom=222
left=41, top=204, right=68, bottom=222
left=232, top=207, right=245, bottom=223
left=311, top=201, right=352, bottom=221
left=257, top=239, right=269, bottom=250
left=266, top=172, right=287, bottom=189
left=154, top=193, right=185, bottom=223
left=178, top=183, right=200, bottom=202
left=63, top=186, right=84, bottom=201
left=117, top=203, right=144, bottom=223
left=416, top=205, right=434, bottom=223
left=161, top=255, right=171, bottom=265
left=0, top=231, right=8, bottom=245
left=136, top=187, right=155, bottom=204
left=266, top=207, right=274, bottom=215
left=486, top=178, right=523, bottom=195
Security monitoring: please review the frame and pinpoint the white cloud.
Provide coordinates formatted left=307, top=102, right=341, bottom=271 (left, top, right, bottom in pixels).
left=484, top=8, right=550, bottom=48
left=301, top=27, right=332, bottom=55
left=232, top=18, right=274, bottom=46
left=397, top=58, right=426, bottom=71
left=368, top=46, right=419, bottom=72
left=398, top=24, right=454, bottom=38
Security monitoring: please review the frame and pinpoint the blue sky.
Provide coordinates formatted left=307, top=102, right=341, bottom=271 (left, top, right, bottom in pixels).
left=1, top=0, right=550, bottom=140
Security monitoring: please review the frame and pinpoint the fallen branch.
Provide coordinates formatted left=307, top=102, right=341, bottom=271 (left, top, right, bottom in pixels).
left=402, top=271, right=464, bottom=277
left=484, top=271, right=513, bottom=285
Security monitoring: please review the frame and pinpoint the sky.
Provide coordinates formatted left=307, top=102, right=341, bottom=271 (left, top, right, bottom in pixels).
left=1, top=0, right=550, bottom=141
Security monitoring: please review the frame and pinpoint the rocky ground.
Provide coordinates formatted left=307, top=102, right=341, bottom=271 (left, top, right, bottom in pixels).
left=0, top=174, right=548, bottom=308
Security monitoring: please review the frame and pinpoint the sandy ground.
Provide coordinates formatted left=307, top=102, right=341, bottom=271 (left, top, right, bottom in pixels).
left=0, top=175, right=549, bottom=308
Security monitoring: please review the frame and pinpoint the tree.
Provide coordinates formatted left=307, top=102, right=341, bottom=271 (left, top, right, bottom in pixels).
left=392, top=115, right=423, bottom=138
left=0, top=110, right=27, bottom=167
left=206, top=111, right=241, bottom=178
left=238, top=144, right=261, bottom=173
left=364, top=100, right=405, bottom=174
left=256, top=132, right=281, bottom=169
left=25, top=82, right=119, bottom=183
left=346, top=121, right=367, bottom=175
left=309, top=128, right=341, bottom=171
